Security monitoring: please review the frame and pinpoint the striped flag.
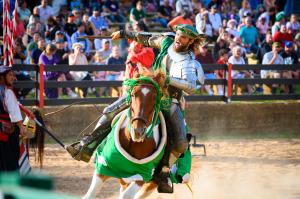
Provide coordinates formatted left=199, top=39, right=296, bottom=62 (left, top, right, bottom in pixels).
left=2, top=0, right=18, bottom=66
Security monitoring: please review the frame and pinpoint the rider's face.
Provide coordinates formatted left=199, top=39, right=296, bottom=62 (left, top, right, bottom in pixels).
left=173, top=32, right=192, bottom=52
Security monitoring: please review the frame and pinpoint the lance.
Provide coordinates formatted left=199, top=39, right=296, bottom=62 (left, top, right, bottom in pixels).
left=19, top=104, right=66, bottom=149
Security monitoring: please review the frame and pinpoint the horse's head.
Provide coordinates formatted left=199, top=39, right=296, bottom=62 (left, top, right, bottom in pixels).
left=123, top=68, right=166, bottom=142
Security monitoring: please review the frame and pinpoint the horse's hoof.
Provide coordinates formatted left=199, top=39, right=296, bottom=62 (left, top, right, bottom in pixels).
left=157, top=177, right=173, bottom=193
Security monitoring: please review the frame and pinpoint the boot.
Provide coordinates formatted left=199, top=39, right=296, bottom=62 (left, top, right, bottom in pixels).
left=66, top=95, right=129, bottom=162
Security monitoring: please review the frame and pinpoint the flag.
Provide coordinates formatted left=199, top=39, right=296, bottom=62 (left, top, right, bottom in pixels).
left=2, top=0, right=18, bottom=66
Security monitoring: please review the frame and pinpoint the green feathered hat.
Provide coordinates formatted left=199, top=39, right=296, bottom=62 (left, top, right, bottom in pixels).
left=175, top=24, right=199, bottom=39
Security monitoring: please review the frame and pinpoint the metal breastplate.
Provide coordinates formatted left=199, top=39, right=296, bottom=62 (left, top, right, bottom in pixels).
left=163, top=45, right=194, bottom=100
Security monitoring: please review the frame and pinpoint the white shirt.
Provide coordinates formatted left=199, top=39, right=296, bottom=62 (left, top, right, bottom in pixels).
left=38, top=5, right=53, bottom=24
left=175, top=0, right=193, bottom=14
left=208, top=12, right=222, bottom=32
left=228, top=55, right=246, bottom=78
left=261, top=51, right=284, bottom=78
left=5, top=89, right=22, bottom=123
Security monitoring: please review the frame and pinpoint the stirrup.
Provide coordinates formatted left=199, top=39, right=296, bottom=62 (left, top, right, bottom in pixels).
left=66, top=142, right=93, bottom=163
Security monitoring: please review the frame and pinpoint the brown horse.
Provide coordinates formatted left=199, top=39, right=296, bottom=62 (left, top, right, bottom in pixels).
left=83, top=70, right=167, bottom=199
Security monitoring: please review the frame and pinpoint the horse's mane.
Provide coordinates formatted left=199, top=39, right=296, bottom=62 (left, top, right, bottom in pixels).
left=132, top=67, right=168, bottom=95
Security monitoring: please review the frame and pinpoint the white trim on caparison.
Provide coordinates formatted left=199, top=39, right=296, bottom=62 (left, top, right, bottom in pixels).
left=114, top=111, right=167, bottom=164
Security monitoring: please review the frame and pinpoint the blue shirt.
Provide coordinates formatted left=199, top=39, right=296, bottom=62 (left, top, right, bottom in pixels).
left=71, top=31, right=90, bottom=54
left=88, top=16, right=108, bottom=30
left=239, top=26, right=258, bottom=45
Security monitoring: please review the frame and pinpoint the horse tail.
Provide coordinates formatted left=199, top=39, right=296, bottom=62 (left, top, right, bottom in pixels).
left=30, top=108, right=46, bottom=168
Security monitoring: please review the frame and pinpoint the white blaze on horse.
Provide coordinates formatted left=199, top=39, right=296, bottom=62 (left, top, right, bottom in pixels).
left=83, top=70, right=168, bottom=199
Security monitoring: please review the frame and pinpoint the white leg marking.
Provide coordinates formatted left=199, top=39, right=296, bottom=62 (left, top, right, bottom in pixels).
left=119, top=182, right=141, bottom=199
left=82, top=171, right=103, bottom=199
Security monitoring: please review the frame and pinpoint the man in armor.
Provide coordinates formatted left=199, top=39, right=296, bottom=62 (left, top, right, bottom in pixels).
left=67, top=24, right=205, bottom=192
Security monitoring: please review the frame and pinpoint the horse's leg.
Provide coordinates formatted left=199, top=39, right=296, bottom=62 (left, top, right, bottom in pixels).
left=133, top=181, right=157, bottom=199
left=119, top=181, right=144, bottom=199
left=119, top=179, right=130, bottom=196
left=83, top=171, right=109, bottom=199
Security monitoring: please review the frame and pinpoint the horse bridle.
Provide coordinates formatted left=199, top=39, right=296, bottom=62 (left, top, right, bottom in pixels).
left=129, top=84, right=156, bottom=127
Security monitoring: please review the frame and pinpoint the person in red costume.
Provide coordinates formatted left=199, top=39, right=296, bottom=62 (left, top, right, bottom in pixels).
left=125, top=41, right=155, bottom=78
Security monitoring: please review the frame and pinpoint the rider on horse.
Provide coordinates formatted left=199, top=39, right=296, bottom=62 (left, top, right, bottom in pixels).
left=67, top=24, right=205, bottom=192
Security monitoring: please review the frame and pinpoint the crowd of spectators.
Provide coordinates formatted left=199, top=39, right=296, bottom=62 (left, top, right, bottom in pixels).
left=0, top=0, right=299, bottom=98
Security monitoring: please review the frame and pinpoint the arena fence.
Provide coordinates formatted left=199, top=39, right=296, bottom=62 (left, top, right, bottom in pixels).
left=12, top=64, right=300, bottom=107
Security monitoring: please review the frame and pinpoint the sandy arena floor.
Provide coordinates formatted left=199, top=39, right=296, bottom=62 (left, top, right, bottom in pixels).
left=31, top=139, right=300, bottom=199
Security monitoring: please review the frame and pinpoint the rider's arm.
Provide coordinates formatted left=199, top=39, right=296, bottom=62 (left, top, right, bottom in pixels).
left=168, top=60, right=205, bottom=95
left=120, top=30, right=165, bottom=49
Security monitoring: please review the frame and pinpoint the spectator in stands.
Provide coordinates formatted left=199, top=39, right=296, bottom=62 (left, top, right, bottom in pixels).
left=105, top=0, right=125, bottom=23
left=196, top=10, right=213, bottom=38
left=228, top=45, right=246, bottom=77
left=89, top=8, right=109, bottom=34
left=71, top=22, right=91, bottom=54
left=256, top=16, right=269, bottom=41
left=129, top=1, right=146, bottom=24
left=22, top=24, right=36, bottom=46
left=261, top=42, right=284, bottom=94
left=239, top=16, right=260, bottom=53
left=295, top=33, right=300, bottom=56
left=98, top=39, right=112, bottom=62
left=64, top=14, right=77, bottom=37
left=280, top=41, right=299, bottom=94
left=69, top=42, right=90, bottom=98
left=258, top=6, right=276, bottom=27
left=272, top=24, right=293, bottom=47
left=196, top=44, right=215, bottom=95
left=31, top=38, right=46, bottom=64
left=213, top=29, right=230, bottom=60
left=72, top=8, right=82, bottom=25
left=272, top=11, right=285, bottom=36
left=106, top=46, right=124, bottom=97
left=175, top=0, right=193, bottom=15
left=91, top=52, right=106, bottom=80
left=39, top=44, right=70, bottom=98
left=168, top=10, right=193, bottom=31
left=208, top=4, right=222, bottom=37
left=286, top=14, right=300, bottom=36
left=216, top=49, right=229, bottom=95
left=27, top=32, right=41, bottom=53
left=37, top=0, right=54, bottom=25
left=156, top=0, right=173, bottom=27
left=55, top=38, right=69, bottom=64
left=13, top=42, right=26, bottom=64
left=226, top=19, right=239, bottom=38
left=83, top=13, right=96, bottom=36
left=229, top=45, right=253, bottom=94
left=207, top=0, right=222, bottom=10
left=238, top=0, right=251, bottom=20
left=257, top=31, right=273, bottom=64
left=26, top=32, right=41, bottom=64
left=45, top=17, right=61, bottom=41
left=28, top=6, right=40, bottom=25
left=220, top=0, right=236, bottom=19
left=18, top=1, right=31, bottom=24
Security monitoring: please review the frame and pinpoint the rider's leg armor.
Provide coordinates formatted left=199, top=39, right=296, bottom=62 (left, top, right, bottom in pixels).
left=156, top=104, right=188, bottom=193
left=66, top=95, right=129, bottom=162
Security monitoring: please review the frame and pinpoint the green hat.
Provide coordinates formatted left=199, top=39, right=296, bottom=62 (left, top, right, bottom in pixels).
left=175, top=24, right=199, bottom=39
left=272, top=42, right=281, bottom=48
left=275, top=11, right=285, bottom=22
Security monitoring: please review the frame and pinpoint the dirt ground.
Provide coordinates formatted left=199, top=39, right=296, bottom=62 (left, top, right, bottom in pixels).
left=31, top=139, right=300, bottom=199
